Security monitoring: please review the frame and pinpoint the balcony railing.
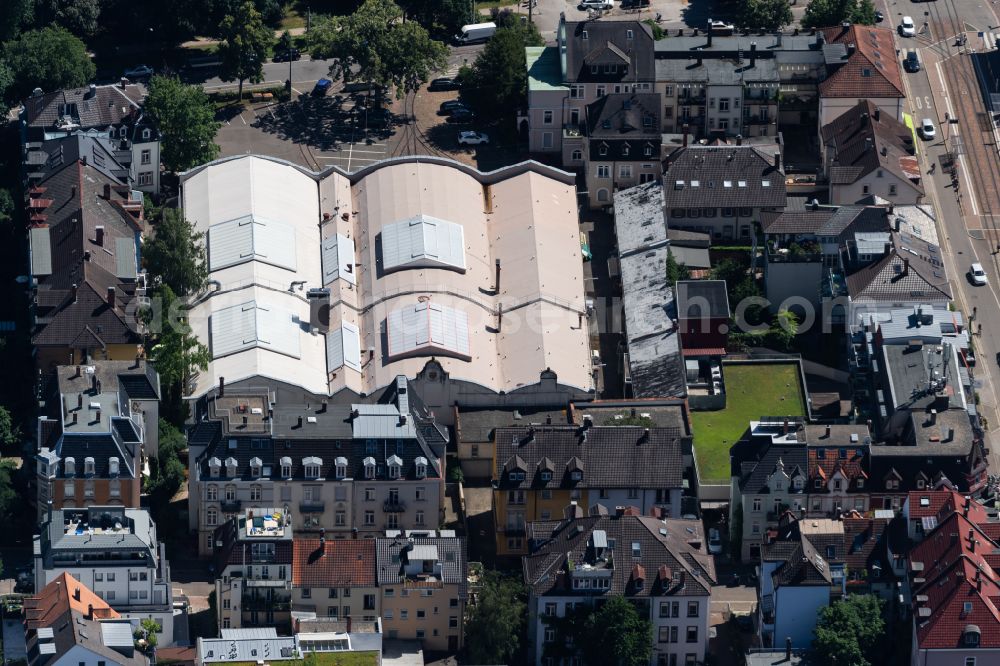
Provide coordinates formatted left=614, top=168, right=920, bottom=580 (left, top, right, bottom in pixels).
left=220, top=499, right=241, bottom=512
left=679, top=96, right=706, bottom=105
left=563, top=123, right=585, bottom=137
left=242, top=596, right=291, bottom=612
left=384, top=500, right=407, bottom=513
left=299, top=501, right=325, bottom=513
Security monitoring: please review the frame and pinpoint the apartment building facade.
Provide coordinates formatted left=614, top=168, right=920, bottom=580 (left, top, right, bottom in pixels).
left=376, top=535, right=468, bottom=653
left=492, top=424, right=686, bottom=557
left=189, top=379, right=446, bottom=557
left=524, top=510, right=715, bottom=666
left=33, top=506, right=175, bottom=645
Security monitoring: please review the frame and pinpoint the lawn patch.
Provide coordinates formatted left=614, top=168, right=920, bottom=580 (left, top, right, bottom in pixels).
left=690, top=362, right=806, bottom=483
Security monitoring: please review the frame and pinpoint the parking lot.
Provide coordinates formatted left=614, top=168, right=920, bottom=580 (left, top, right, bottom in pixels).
left=215, top=79, right=523, bottom=173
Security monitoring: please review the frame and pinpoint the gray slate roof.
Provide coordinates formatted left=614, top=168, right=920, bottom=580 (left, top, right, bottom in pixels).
left=564, top=20, right=655, bottom=83
left=493, top=425, right=684, bottom=489
left=663, top=146, right=786, bottom=208
left=376, top=536, right=468, bottom=595
left=21, top=83, right=144, bottom=133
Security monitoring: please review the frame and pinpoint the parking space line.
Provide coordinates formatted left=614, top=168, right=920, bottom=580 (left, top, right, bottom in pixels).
left=239, top=113, right=247, bottom=125
left=344, top=149, right=386, bottom=155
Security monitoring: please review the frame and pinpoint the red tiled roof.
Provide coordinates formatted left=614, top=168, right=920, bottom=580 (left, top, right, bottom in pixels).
left=820, top=25, right=904, bottom=98
left=910, top=512, right=1000, bottom=649
left=25, top=572, right=119, bottom=629
left=907, top=490, right=988, bottom=521
left=292, top=539, right=377, bottom=588
left=808, top=447, right=867, bottom=486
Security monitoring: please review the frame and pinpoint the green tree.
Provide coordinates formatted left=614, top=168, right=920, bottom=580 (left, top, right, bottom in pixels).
left=665, top=251, right=691, bottom=286
left=134, top=617, right=160, bottom=651
left=603, top=413, right=655, bottom=427
left=767, top=309, right=799, bottom=351
left=736, top=0, right=793, bottom=32
left=464, top=572, right=526, bottom=664
left=0, top=187, right=14, bottom=224
left=3, top=26, right=95, bottom=100
left=307, top=0, right=448, bottom=98
left=811, top=595, right=885, bottom=666
left=0, top=0, right=35, bottom=42
left=35, top=0, right=102, bottom=37
left=146, top=285, right=210, bottom=394
left=0, top=460, right=20, bottom=528
left=803, top=0, right=877, bottom=29
left=144, top=75, right=220, bottom=172
left=277, top=29, right=293, bottom=57
left=0, top=405, right=20, bottom=449
left=459, top=22, right=539, bottom=125
left=143, top=207, right=208, bottom=296
left=582, top=596, right=652, bottom=666
left=217, top=0, right=273, bottom=100
left=399, top=0, right=471, bottom=38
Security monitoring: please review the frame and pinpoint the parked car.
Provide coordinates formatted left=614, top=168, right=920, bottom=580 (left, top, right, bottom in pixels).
left=905, top=50, right=921, bottom=72
left=899, top=16, right=916, bottom=37
left=579, top=0, right=613, bottom=8
left=708, top=528, right=723, bottom=554
left=446, top=108, right=475, bottom=123
left=123, top=64, right=154, bottom=79
left=312, top=78, right=333, bottom=97
left=458, top=131, right=489, bottom=145
left=454, top=22, right=497, bottom=45
left=438, top=100, right=469, bottom=115
left=971, top=262, right=988, bottom=285
left=709, top=21, right=736, bottom=35
left=875, top=10, right=884, bottom=22
left=273, top=48, right=301, bottom=62
left=429, top=77, right=462, bottom=92
left=919, top=117, right=937, bottom=140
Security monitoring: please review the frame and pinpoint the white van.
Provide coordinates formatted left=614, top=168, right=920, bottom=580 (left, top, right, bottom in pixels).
left=454, top=22, right=497, bottom=45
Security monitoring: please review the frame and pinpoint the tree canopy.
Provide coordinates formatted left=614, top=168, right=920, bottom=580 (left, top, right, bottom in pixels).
left=3, top=25, right=95, bottom=100
left=217, top=0, right=273, bottom=100
left=545, top=596, right=652, bottom=666
left=803, top=0, right=878, bottom=29
left=144, top=75, right=220, bottom=173
left=735, top=0, right=794, bottom=32
left=146, top=285, right=210, bottom=398
left=0, top=405, right=20, bottom=450
left=811, top=594, right=885, bottom=666
left=398, top=0, right=471, bottom=38
left=35, top=0, right=102, bottom=38
left=143, top=207, right=208, bottom=296
left=459, top=18, right=542, bottom=125
left=464, top=571, right=526, bottom=664
left=306, top=0, right=448, bottom=98
left=665, top=250, right=691, bottom=286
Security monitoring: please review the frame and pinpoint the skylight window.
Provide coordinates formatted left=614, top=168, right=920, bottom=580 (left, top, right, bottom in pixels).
left=738, top=180, right=747, bottom=187
left=386, top=302, right=471, bottom=361
left=322, top=233, right=356, bottom=285
left=207, top=215, right=297, bottom=272
left=210, top=300, right=301, bottom=359
left=724, top=180, right=732, bottom=187
left=381, top=215, right=466, bottom=274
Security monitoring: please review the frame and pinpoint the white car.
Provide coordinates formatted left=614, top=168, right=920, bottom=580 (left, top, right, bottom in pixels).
left=579, top=0, right=613, bottom=9
left=123, top=64, right=154, bottom=79
left=458, top=131, right=489, bottom=146
left=971, top=263, right=988, bottom=285
left=919, top=118, right=936, bottom=140
left=899, top=16, right=916, bottom=37
left=708, top=528, right=723, bottom=554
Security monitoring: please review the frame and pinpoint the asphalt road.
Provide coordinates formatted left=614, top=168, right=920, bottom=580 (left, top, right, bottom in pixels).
left=882, top=0, right=1000, bottom=470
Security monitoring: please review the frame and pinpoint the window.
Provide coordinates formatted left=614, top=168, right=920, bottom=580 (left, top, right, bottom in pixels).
left=205, top=508, right=217, bottom=528
left=207, top=485, right=218, bottom=501
left=644, top=145, right=653, bottom=157
left=225, top=485, right=236, bottom=501
left=335, top=511, right=346, bottom=526
left=751, top=522, right=760, bottom=534
left=658, top=626, right=670, bottom=642
left=686, top=626, right=698, bottom=643
left=64, top=480, right=75, bottom=497
left=543, top=110, right=553, bottom=124
left=305, top=464, right=321, bottom=479
left=669, top=626, right=679, bottom=643
left=599, top=144, right=608, bottom=156
left=815, top=479, right=823, bottom=489
left=597, top=85, right=606, bottom=97
left=571, top=149, right=583, bottom=161
left=862, top=185, right=871, bottom=195
left=416, top=510, right=425, bottom=525
left=664, top=105, right=673, bottom=119
left=889, top=184, right=898, bottom=195
left=752, top=498, right=762, bottom=512
left=84, top=458, right=95, bottom=475
left=415, top=486, right=425, bottom=502
left=688, top=601, right=699, bottom=617
left=833, top=480, right=842, bottom=491
left=719, top=99, right=730, bottom=111
left=542, top=132, right=553, bottom=149
left=138, top=172, right=153, bottom=186
left=571, top=85, right=584, bottom=99
left=364, top=511, right=375, bottom=525
left=400, top=609, right=409, bottom=620
left=141, top=149, right=151, bottom=165
left=627, top=488, right=639, bottom=499
left=302, top=588, right=312, bottom=598
left=619, top=165, right=633, bottom=179
left=597, top=165, right=610, bottom=179
left=141, top=128, right=151, bottom=140
left=384, top=588, right=395, bottom=597
left=365, top=487, right=376, bottom=501
left=965, top=659, right=977, bottom=666
left=250, top=485, right=262, bottom=501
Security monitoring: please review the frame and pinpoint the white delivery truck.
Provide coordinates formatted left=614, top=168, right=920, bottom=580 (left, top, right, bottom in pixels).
left=454, top=22, right=497, bottom=45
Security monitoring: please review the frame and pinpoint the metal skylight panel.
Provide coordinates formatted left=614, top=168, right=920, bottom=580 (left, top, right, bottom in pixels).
left=381, top=214, right=466, bottom=273
left=322, top=233, right=357, bottom=285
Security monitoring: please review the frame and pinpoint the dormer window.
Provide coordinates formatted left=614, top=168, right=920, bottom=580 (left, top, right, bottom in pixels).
left=250, top=457, right=262, bottom=478
left=793, top=477, right=803, bottom=490
left=582, top=30, right=589, bottom=39
left=415, top=456, right=428, bottom=479
left=814, top=479, right=822, bottom=489
left=209, top=457, right=221, bottom=478
left=142, top=128, right=151, bottom=140
left=857, top=478, right=865, bottom=489
left=364, top=457, right=376, bottom=479
left=65, top=457, right=76, bottom=476
left=225, top=457, right=238, bottom=477
left=964, top=626, right=981, bottom=647
left=622, top=145, right=630, bottom=156
left=109, top=457, right=119, bottom=477
left=387, top=455, right=402, bottom=480
left=335, top=456, right=348, bottom=479
left=916, top=479, right=926, bottom=489
left=572, top=471, right=583, bottom=481
left=644, top=145, right=653, bottom=156
left=280, top=456, right=292, bottom=478
left=541, top=471, right=552, bottom=482
left=591, top=65, right=598, bottom=74
left=84, top=457, right=95, bottom=475
left=626, top=29, right=634, bottom=39
left=303, top=456, right=322, bottom=479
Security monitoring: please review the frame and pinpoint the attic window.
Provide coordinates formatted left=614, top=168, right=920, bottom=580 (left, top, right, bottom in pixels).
left=602, top=120, right=611, bottom=130
left=571, top=471, right=583, bottom=481
left=839, top=449, right=847, bottom=459
left=540, top=471, right=552, bottom=481
left=632, top=542, right=641, bottom=558
left=862, top=69, right=872, bottom=77
left=738, top=180, right=747, bottom=187
left=762, top=180, right=770, bottom=187
left=817, top=449, right=826, bottom=459
left=626, top=29, right=634, bottom=39
left=814, top=479, right=823, bottom=489
left=723, top=180, right=732, bottom=187
left=582, top=30, right=589, bottom=39
left=919, top=497, right=930, bottom=507
left=65, top=457, right=76, bottom=476
left=916, top=479, right=926, bottom=489
left=600, top=144, right=609, bottom=155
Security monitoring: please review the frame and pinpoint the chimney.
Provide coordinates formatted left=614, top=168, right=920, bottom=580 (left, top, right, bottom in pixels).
left=95, top=225, right=105, bottom=247
left=774, top=151, right=781, bottom=170
left=826, top=424, right=831, bottom=437
left=706, top=19, right=713, bottom=47
left=495, top=259, right=501, bottom=293
left=73, top=587, right=81, bottom=602
left=77, top=393, right=83, bottom=409
left=103, top=183, right=111, bottom=200
left=874, top=107, right=880, bottom=121
left=786, top=638, right=792, bottom=661
left=219, top=376, right=225, bottom=397
left=71, top=283, right=78, bottom=303
left=682, top=124, right=690, bottom=147
left=783, top=419, right=789, bottom=435
left=736, top=134, right=743, bottom=146
left=95, top=408, right=101, bottom=423
left=88, top=84, right=96, bottom=99
left=583, top=414, right=593, bottom=429
left=841, top=21, right=851, bottom=36
left=903, top=258, right=910, bottom=275
left=697, top=53, right=703, bottom=67
left=297, top=416, right=303, bottom=428
left=750, top=41, right=757, bottom=67
left=106, top=286, right=115, bottom=308
left=930, top=409, right=937, bottom=424
left=817, top=30, right=826, bottom=46
left=120, top=77, right=128, bottom=89
left=847, top=43, right=856, bottom=55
